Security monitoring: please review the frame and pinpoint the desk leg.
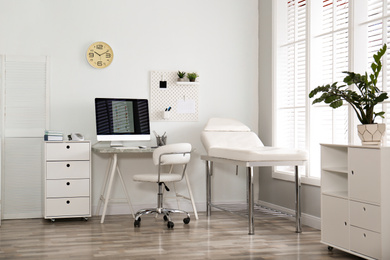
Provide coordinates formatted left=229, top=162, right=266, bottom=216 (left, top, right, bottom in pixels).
left=96, top=156, right=113, bottom=216
left=247, top=166, right=254, bottom=235
left=206, top=160, right=212, bottom=217
left=184, top=171, right=199, bottom=220
left=295, top=165, right=302, bottom=233
left=116, top=164, right=135, bottom=218
left=100, top=154, right=118, bottom=224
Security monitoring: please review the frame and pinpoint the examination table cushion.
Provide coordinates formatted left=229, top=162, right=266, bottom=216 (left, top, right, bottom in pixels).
left=201, top=118, right=307, bottom=162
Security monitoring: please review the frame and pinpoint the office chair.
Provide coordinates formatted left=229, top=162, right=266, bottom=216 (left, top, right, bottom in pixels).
left=133, top=143, right=192, bottom=229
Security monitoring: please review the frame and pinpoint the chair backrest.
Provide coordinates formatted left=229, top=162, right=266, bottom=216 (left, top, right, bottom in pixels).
left=153, top=143, right=192, bottom=166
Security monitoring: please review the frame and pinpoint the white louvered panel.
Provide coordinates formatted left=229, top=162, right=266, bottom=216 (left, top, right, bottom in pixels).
left=367, top=21, right=383, bottom=61
left=275, top=0, right=307, bottom=176
left=287, top=0, right=295, bottom=43
left=310, top=106, right=333, bottom=178
left=296, top=41, right=306, bottom=107
left=297, top=1, right=306, bottom=41
left=335, top=0, right=349, bottom=30
left=386, top=18, right=390, bottom=93
left=3, top=138, right=43, bottom=218
left=2, top=55, right=48, bottom=219
left=388, top=0, right=390, bottom=13
left=322, top=0, right=334, bottom=33
left=4, top=57, right=47, bottom=137
left=277, top=108, right=295, bottom=149
left=278, top=45, right=295, bottom=108
left=334, top=30, right=349, bottom=81
left=296, top=107, right=306, bottom=150
left=321, top=34, right=333, bottom=84
left=368, top=0, right=383, bottom=20
left=333, top=105, right=349, bottom=144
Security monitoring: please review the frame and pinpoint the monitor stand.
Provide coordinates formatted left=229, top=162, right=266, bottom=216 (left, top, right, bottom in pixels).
left=110, top=141, right=124, bottom=147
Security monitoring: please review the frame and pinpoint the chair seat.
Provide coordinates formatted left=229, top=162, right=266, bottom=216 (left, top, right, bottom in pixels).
left=133, top=173, right=183, bottom=183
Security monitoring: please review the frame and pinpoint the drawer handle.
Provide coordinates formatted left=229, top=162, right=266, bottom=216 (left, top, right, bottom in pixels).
left=66, top=145, right=70, bottom=149
left=66, top=164, right=71, bottom=168
left=66, top=200, right=70, bottom=204
left=363, top=207, right=366, bottom=211
left=363, top=233, right=366, bottom=238
left=351, top=170, right=354, bottom=175
left=66, top=182, right=70, bottom=186
left=344, top=222, right=347, bottom=226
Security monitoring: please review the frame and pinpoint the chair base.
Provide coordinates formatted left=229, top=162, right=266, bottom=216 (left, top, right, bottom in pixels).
left=134, top=207, right=190, bottom=229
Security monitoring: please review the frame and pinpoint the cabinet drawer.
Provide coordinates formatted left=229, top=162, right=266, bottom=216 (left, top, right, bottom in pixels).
left=46, top=161, right=90, bottom=179
left=350, top=201, right=381, bottom=232
left=46, top=142, right=90, bottom=161
left=350, top=226, right=381, bottom=259
left=46, top=197, right=90, bottom=217
left=46, top=179, right=90, bottom=197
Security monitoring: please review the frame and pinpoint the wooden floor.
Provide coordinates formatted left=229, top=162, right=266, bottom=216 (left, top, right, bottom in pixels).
left=0, top=207, right=362, bottom=259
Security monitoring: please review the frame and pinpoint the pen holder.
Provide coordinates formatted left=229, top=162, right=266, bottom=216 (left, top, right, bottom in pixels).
left=156, top=135, right=167, bottom=146
left=163, top=111, right=170, bottom=120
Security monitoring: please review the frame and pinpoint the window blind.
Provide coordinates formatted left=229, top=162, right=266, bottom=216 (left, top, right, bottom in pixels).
left=276, top=0, right=349, bottom=179
left=366, top=0, right=390, bottom=144
left=276, top=0, right=307, bottom=175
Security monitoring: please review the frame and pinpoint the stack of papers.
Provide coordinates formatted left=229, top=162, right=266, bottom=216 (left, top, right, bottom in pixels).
left=44, top=130, right=63, bottom=141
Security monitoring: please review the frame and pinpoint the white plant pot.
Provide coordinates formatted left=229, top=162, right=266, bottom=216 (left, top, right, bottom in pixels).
left=357, top=123, right=386, bottom=145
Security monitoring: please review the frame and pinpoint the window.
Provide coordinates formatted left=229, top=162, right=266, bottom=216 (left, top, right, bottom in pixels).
left=274, top=0, right=390, bottom=185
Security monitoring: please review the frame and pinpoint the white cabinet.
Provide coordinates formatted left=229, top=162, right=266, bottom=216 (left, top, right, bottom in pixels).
left=44, top=141, right=91, bottom=220
left=321, top=144, right=390, bottom=260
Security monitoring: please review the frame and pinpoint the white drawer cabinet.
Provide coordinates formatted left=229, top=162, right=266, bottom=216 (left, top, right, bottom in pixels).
left=321, top=144, right=390, bottom=260
left=44, top=141, right=91, bottom=220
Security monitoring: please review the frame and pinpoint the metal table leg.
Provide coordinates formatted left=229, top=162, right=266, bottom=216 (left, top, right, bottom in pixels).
left=206, top=160, right=212, bottom=217
left=247, top=166, right=254, bottom=235
left=295, top=165, right=302, bottom=233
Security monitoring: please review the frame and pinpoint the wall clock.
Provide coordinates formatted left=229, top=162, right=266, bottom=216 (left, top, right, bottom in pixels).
left=86, top=41, right=114, bottom=69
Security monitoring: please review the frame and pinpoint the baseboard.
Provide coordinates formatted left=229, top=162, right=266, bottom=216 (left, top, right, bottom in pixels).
left=256, top=200, right=321, bottom=230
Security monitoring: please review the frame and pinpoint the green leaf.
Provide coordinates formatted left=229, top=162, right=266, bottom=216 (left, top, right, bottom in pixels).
left=330, top=100, right=343, bottom=108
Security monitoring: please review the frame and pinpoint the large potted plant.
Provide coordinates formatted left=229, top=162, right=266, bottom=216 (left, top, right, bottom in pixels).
left=309, top=44, right=388, bottom=145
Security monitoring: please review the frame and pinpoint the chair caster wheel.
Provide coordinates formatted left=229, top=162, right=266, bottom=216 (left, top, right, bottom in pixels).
left=167, top=221, right=174, bottom=228
left=134, top=219, right=141, bottom=227
left=327, top=246, right=333, bottom=251
left=163, top=215, right=168, bottom=221
left=183, top=217, right=190, bottom=224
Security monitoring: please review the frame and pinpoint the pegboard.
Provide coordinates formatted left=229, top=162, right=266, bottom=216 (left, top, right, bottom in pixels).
left=150, top=71, right=199, bottom=121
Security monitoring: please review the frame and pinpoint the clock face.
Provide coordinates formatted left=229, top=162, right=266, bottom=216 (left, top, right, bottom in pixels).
left=87, top=41, right=114, bottom=69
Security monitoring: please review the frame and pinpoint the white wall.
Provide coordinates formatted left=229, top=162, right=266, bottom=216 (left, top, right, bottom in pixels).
left=0, top=0, right=258, bottom=216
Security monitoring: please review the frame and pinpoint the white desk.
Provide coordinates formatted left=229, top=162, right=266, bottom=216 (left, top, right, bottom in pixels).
left=92, top=143, right=155, bottom=223
left=201, top=155, right=304, bottom=235
left=93, top=143, right=199, bottom=223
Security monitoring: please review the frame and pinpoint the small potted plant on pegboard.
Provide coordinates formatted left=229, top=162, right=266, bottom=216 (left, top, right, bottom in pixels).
left=187, top=72, right=199, bottom=82
left=177, top=71, right=186, bottom=82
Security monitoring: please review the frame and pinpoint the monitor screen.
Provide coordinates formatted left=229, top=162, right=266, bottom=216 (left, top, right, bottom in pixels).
left=95, top=98, right=151, bottom=145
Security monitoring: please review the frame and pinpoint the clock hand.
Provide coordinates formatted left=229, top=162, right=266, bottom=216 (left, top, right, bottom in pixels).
left=94, top=51, right=101, bottom=56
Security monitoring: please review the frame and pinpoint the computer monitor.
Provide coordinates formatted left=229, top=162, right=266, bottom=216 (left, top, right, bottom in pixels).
left=95, top=98, right=151, bottom=146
